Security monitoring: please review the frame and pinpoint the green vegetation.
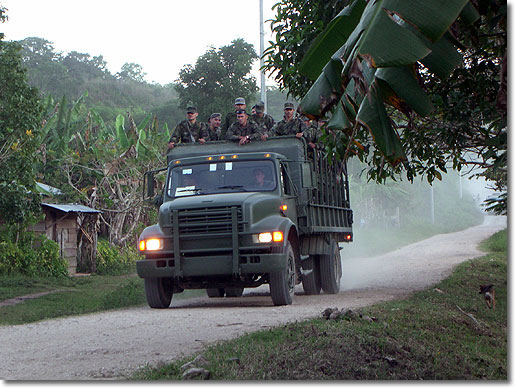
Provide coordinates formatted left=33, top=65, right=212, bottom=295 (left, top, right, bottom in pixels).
left=135, top=229, right=507, bottom=380
left=265, top=0, right=506, bottom=213
left=0, top=274, right=203, bottom=326
left=0, top=233, right=68, bottom=277
left=175, top=39, right=259, bottom=119
left=95, top=240, right=140, bottom=275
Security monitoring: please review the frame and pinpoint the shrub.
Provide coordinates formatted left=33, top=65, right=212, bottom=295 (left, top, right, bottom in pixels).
left=95, top=240, right=138, bottom=275
left=0, top=234, right=68, bottom=277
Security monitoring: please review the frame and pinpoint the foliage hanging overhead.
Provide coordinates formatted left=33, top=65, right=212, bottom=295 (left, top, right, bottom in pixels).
left=264, top=0, right=506, bottom=213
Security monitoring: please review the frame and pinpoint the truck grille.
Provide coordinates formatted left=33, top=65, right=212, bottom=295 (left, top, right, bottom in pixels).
left=174, top=206, right=243, bottom=235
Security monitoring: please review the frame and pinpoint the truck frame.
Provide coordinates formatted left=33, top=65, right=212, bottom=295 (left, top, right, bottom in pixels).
left=137, top=136, right=353, bottom=307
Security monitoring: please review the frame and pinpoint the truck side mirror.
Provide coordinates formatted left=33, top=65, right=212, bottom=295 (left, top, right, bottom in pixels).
left=301, top=162, right=316, bottom=188
left=145, top=171, right=155, bottom=199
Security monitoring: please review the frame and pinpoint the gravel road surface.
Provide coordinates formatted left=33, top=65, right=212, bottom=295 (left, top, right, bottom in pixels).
left=0, top=215, right=506, bottom=380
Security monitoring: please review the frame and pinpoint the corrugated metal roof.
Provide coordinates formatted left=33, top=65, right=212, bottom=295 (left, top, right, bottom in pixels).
left=36, top=182, right=63, bottom=196
left=41, top=203, right=101, bottom=214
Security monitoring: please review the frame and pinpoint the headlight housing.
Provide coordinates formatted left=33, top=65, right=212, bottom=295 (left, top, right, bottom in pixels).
left=253, top=231, right=284, bottom=244
left=139, top=238, right=164, bottom=251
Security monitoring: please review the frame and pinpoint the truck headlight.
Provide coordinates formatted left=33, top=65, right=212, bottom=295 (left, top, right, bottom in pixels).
left=254, top=231, right=284, bottom=243
left=139, top=238, right=164, bottom=251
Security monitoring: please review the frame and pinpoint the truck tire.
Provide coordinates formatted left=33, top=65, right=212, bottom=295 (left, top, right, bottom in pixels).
left=144, top=277, right=173, bottom=308
left=206, top=288, right=225, bottom=297
left=270, top=241, right=296, bottom=306
left=320, top=240, right=342, bottom=294
left=225, top=287, right=244, bottom=297
left=302, top=255, right=321, bottom=295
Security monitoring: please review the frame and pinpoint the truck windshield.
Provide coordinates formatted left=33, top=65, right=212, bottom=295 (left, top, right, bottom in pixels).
left=167, top=160, right=277, bottom=198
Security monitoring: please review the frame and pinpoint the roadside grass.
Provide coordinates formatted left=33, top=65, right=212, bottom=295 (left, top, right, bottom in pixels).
left=134, top=229, right=507, bottom=380
left=0, top=274, right=203, bottom=326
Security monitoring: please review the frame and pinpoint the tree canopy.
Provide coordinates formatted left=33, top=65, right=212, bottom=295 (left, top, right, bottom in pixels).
left=264, top=0, right=506, bottom=213
left=0, top=38, right=44, bottom=225
left=175, top=39, right=259, bottom=120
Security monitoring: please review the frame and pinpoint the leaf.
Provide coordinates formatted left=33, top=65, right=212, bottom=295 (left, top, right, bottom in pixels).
left=351, top=1, right=431, bottom=68
left=356, top=81, right=406, bottom=165
left=375, top=66, right=434, bottom=116
left=115, top=114, right=129, bottom=149
left=299, top=58, right=343, bottom=118
left=299, top=0, right=367, bottom=80
left=135, top=129, right=147, bottom=157
left=383, top=0, right=470, bottom=42
left=420, top=32, right=463, bottom=80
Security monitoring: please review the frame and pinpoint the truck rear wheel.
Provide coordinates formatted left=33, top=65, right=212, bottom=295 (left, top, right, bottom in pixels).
left=320, top=240, right=342, bottom=294
left=225, top=287, right=244, bottom=297
left=302, top=255, right=321, bottom=295
left=206, top=288, right=225, bottom=297
left=270, top=241, right=296, bottom=306
left=144, top=277, right=173, bottom=308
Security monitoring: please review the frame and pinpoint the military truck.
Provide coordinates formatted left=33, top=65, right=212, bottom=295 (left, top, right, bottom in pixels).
left=137, top=136, right=353, bottom=308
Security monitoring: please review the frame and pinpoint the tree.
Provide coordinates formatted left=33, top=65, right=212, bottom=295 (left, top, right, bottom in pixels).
left=175, top=39, right=259, bottom=120
left=264, top=0, right=506, bottom=213
left=0, top=39, right=44, bottom=225
left=116, top=62, right=147, bottom=83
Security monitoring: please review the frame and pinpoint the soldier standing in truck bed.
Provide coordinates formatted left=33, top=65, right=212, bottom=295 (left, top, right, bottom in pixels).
left=221, top=97, right=247, bottom=139
left=273, top=102, right=315, bottom=144
left=225, top=109, right=265, bottom=145
left=206, top=113, right=223, bottom=141
left=250, top=101, right=275, bottom=135
left=168, top=106, right=209, bottom=149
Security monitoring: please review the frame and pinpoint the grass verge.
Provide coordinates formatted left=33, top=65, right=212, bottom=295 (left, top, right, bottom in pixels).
left=0, top=274, right=203, bottom=326
left=134, top=228, right=507, bottom=380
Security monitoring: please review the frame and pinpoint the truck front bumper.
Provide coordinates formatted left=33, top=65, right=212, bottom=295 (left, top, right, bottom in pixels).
left=136, top=250, right=286, bottom=278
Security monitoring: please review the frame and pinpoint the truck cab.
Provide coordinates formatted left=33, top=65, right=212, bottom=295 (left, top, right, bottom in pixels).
left=137, top=137, right=352, bottom=307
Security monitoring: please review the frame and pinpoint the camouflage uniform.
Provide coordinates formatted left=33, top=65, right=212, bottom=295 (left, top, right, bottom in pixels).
left=225, top=120, right=262, bottom=142
left=221, top=112, right=239, bottom=139
left=206, top=127, right=222, bottom=141
left=250, top=113, right=275, bottom=135
left=273, top=117, right=315, bottom=142
left=169, top=120, right=209, bottom=144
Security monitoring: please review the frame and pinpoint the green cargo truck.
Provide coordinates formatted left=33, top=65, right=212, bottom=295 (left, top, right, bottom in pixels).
left=137, top=136, right=353, bottom=307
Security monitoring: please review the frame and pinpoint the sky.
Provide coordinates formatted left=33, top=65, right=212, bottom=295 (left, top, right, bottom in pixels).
left=1, top=0, right=278, bottom=86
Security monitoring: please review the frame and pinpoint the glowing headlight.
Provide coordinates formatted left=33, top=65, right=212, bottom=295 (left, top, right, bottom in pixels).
left=254, top=231, right=284, bottom=243
left=258, top=232, right=273, bottom=243
left=139, top=238, right=164, bottom=251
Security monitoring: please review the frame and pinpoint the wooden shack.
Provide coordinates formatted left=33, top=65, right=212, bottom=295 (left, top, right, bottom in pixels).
left=30, top=203, right=101, bottom=274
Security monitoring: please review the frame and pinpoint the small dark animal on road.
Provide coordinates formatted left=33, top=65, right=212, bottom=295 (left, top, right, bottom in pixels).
left=479, top=284, right=496, bottom=309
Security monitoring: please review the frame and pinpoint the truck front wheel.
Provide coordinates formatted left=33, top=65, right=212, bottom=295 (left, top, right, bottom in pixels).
left=320, top=240, right=342, bottom=294
left=270, top=241, right=296, bottom=306
left=144, top=277, right=173, bottom=308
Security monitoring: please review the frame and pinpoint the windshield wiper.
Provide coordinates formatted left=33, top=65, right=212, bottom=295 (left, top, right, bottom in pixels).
left=176, top=188, right=203, bottom=193
left=217, top=185, right=247, bottom=192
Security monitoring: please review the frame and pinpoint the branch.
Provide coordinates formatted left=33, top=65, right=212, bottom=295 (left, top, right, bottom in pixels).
left=456, top=304, right=482, bottom=329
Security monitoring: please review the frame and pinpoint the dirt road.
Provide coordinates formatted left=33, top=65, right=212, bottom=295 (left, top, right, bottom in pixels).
left=0, top=216, right=506, bottom=380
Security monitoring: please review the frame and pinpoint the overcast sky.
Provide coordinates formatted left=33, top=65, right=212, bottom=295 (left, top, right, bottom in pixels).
left=1, top=0, right=278, bottom=85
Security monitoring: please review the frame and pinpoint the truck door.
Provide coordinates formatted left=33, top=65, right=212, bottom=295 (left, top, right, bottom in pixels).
left=279, top=162, right=297, bottom=224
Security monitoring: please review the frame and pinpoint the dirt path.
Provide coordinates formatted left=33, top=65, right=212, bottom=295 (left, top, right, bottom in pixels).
left=0, top=216, right=506, bottom=380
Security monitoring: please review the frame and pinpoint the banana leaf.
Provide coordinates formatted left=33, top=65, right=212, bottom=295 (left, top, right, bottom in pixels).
left=115, top=114, right=130, bottom=149
left=299, top=0, right=367, bottom=80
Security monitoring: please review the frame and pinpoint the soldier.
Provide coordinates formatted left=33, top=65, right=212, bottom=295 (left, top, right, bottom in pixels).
left=250, top=101, right=275, bottom=136
left=168, top=106, right=208, bottom=149
left=221, top=97, right=247, bottom=139
left=273, top=102, right=315, bottom=146
left=206, top=113, right=223, bottom=141
left=300, top=115, right=321, bottom=149
left=225, top=109, right=265, bottom=145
